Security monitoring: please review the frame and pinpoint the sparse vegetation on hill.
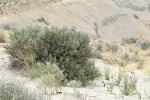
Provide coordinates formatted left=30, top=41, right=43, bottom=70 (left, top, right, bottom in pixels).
left=92, top=36, right=150, bottom=70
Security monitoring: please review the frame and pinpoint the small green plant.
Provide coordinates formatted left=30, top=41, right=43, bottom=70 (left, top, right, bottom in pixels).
left=130, top=76, right=137, bottom=90
left=93, top=22, right=100, bottom=38
left=121, top=52, right=131, bottom=62
left=0, top=32, right=6, bottom=43
left=133, top=14, right=139, bottom=19
left=107, top=84, right=114, bottom=93
left=131, top=54, right=141, bottom=62
left=97, top=43, right=103, bottom=51
left=130, top=46, right=141, bottom=56
left=121, top=74, right=137, bottom=96
left=67, top=80, right=82, bottom=88
left=137, top=59, right=144, bottom=69
left=104, top=67, right=111, bottom=80
left=116, top=69, right=124, bottom=86
left=37, top=17, right=49, bottom=25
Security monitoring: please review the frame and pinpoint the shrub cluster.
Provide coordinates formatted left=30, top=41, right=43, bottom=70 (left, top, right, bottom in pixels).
left=106, top=42, right=119, bottom=52
left=6, top=26, right=100, bottom=86
left=121, top=52, right=142, bottom=63
left=122, top=37, right=150, bottom=50
left=122, top=36, right=137, bottom=44
left=0, top=80, right=42, bottom=100
left=137, top=39, right=150, bottom=50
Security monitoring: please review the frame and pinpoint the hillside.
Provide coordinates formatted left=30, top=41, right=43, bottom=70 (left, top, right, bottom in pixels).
left=0, top=0, right=150, bottom=100
left=0, top=0, right=150, bottom=41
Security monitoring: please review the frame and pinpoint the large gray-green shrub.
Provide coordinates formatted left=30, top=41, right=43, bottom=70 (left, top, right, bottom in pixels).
left=6, top=26, right=100, bottom=85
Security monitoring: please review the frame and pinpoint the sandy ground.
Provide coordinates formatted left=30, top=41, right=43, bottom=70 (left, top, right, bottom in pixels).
left=0, top=44, right=150, bottom=100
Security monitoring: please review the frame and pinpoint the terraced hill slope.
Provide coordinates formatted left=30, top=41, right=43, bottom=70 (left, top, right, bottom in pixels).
left=0, top=0, right=150, bottom=41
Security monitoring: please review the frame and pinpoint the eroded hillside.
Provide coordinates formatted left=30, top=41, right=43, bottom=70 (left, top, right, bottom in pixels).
left=0, top=0, right=150, bottom=41
left=0, top=0, right=150, bottom=100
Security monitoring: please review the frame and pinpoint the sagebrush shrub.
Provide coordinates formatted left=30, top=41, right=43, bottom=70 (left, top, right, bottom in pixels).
left=137, top=39, right=150, bottom=50
left=122, top=37, right=137, bottom=44
left=106, top=42, right=119, bottom=52
left=35, top=27, right=100, bottom=85
left=0, top=80, right=41, bottom=100
left=6, top=26, right=100, bottom=85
